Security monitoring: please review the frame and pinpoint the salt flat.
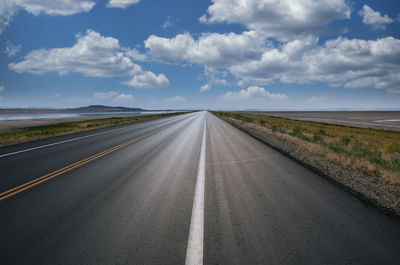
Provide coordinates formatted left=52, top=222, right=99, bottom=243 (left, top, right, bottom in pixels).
left=240, top=111, right=400, bottom=131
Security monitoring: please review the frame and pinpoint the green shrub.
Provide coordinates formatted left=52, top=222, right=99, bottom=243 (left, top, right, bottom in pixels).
left=314, top=128, right=326, bottom=135
left=352, top=142, right=383, bottom=165
left=244, top=117, right=254, bottom=123
left=328, top=142, right=347, bottom=153
left=299, top=134, right=311, bottom=142
left=293, top=126, right=304, bottom=134
left=340, top=136, right=352, bottom=146
left=289, top=126, right=304, bottom=137
left=385, top=143, right=400, bottom=153
left=312, top=134, right=322, bottom=143
left=392, top=158, right=400, bottom=171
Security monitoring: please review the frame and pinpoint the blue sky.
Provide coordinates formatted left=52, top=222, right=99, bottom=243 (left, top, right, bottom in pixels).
left=0, top=0, right=399, bottom=110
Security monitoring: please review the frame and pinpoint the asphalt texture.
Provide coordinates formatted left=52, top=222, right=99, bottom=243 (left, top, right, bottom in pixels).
left=0, top=111, right=399, bottom=264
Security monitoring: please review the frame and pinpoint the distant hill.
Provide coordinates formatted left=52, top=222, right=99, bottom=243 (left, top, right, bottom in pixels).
left=0, top=105, right=145, bottom=114
left=68, top=105, right=144, bottom=113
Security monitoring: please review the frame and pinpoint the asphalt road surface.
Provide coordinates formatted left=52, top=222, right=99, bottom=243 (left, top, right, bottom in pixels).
left=240, top=111, right=400, bottom=131
left=1, top=111, right=399, bottom=264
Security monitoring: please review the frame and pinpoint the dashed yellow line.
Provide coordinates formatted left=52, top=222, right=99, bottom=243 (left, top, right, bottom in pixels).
left=0, top=124, right=170, bottom=201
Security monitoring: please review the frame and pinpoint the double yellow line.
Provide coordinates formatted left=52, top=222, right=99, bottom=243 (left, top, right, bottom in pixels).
left=0, top=124, right=169, bottom=201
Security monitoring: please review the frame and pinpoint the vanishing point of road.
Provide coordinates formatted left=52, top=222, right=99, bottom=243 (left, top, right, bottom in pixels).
left=1, top=111, right=399, bottom=264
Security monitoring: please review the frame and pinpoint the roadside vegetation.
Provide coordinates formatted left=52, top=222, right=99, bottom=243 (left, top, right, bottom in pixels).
left=0, top=112, right=188, bottom=147
left=214, top=112, right=400, bottom=185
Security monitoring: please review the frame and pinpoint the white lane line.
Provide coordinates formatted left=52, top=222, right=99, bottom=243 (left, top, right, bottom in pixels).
left=0, top=127, right=131, bottom=158
left=0, top=115, right=188, bottom=158
left=375, top=119, right=400, bottom=122
left=186, top=113, right=206, bottom=265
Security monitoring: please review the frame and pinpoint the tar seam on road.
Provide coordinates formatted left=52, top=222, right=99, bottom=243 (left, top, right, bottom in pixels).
left=185, top=113, right=206, bottom=265
left=0, top=122, right=177, bottom=201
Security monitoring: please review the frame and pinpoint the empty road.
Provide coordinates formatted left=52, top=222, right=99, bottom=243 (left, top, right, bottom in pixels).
left=1, top=111, right=399, bottom=264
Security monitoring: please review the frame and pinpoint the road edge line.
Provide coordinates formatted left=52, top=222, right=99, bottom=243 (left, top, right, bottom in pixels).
left=185, top=113, right=206, bottom=265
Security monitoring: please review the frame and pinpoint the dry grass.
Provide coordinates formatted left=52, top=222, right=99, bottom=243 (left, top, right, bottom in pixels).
left=214, top=111, right=400, bottom=184
left=0, top=112, right=189, bottom=147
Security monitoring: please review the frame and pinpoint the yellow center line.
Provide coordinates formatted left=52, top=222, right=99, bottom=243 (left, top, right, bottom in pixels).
left=0, top=124, right=170, bottom=201
left=0, top=147, right=118, bottom=198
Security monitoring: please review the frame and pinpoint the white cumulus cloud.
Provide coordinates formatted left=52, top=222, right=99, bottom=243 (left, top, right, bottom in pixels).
left=107, top=0, right=140, bottom=8
left=0, top=0, right=19, bottom=34
left=123, top=71, right=169, bottom=89
left=112, top=93, right=135, bottom=103
left=198, top=67, right=229, bottom=92
left=202, top=66, right=228, bottom=86
left=17, top=0, right=95, bottom=16
left=223, top=86, right=288, bottom=100
left=10, top=30, right=134, bottom=76
left=359, top=5, right=394, bottom=30
left=200, top=84, right=211, bottom=92
left=145, top=31, right=265, bottom=67
left=145, top=33, right=195, bottom=64
left=9, top=30, right=169, bottom=89
left=200, top=0, right=351, bottom=40
left=304, top=37, right=400, bottom=93
left=230, top=36, right=400, bottom=93
left=123, top=47, right=146, bottom=62
left=145, top=28, right=400, bottom=93
left=0, top=0, right=95, bottom=34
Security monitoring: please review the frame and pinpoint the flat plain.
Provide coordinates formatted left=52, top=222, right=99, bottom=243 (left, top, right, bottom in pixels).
left=240, top=111, right=400, bottom=131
